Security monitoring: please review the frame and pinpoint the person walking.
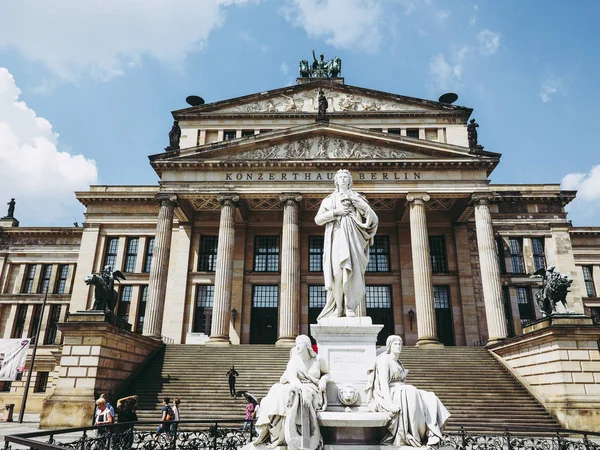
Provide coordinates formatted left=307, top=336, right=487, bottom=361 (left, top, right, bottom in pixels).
left=242, top=398, right=255, bottom=433
left=94, top=398, right=113, bottom=437
left=226, top=365, right=239, bottom=397
left=155, top=398, right=174, bottom=441
left=171, top=397, right=181, bottom=437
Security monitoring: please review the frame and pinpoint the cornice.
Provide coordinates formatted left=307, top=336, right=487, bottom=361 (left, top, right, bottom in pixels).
left=0, top=227, right=83, bottom=236
left=76, top=191, right=159, bottom=207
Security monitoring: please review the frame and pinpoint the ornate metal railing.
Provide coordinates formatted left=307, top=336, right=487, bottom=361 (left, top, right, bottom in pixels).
left=4, top=421, right=600, bottom=450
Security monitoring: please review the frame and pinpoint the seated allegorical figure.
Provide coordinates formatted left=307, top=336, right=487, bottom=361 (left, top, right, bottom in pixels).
left=365, top=335, right=450, bottom=448
left=253, top=335, right=330, bottom=450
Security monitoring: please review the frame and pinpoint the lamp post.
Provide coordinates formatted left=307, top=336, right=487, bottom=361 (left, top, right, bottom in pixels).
left=408, top=309, right=415, bottom=331
left=231, top=308, right=238, bottom=325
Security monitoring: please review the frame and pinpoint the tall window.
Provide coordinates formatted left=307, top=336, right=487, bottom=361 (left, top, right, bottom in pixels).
left=44, top=305, right=62, bottom=345
left=531, top=238, right=546, bottom=272
left=366, top=236, right=390, bottom=272
left=433, top=286, right=450, bottom=309
left=429, top=236, right=448, bottom=273
left=194, top=285, right=214, bottom=334
left=12, top=304, right=28, bottom=338
left=124, top=238, right=139, bottom=273
left=365, top=286, right=392, bottom=308
left=516, top=287, right=534, bottom=326
left=254, top=236, right=280, bottom=272
left=252, top=285, right=279, bottom=307
left=308, top=285, right=327, bottom=309
left=143, top=238, right=155, bottom=273
left=104, top=237, right=119, bottom=268
left=496, top=238, right=507, bottom=274
left=136, top=286, right=148, bottom=333
left=39, top=265, right=53, bottom=293
left=308, top=236, right=324, bottom=272
left=508, top=238, right=525, bottom=274
left=29, top=304, right=43, bottom=345
left=117, top=285, right=133, bottom=319
left=502, top=286, right=515, bottom=337
left=22, top=264, right=36, bottom=293
left=199, top=236, right=218, bottom=272
left=583, top=266, right=596, bottom=297
left=34, top=372, right=49, bottom=393
left=55, top=264, right=69, bottom=294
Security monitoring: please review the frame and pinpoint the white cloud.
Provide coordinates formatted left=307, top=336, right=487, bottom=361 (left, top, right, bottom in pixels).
left=0, top=68, right=97, bottom=225
left=562, top=165, right=600, bottom=224
left=477, top=29, right=500, bottom=55
left=280, top=62, right=290, bottom=75
left=282, top=0, right=383, bottom=51
left=0, top=0, right=252, bottom=82
left=436, top=11, right=450, bottom=23
left=540, top=74, right=563, bottom=102
left=428, top=46, right=469, bottom=91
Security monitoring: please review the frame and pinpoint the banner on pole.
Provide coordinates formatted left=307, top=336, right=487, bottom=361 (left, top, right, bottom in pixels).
left=0, top=339, right=31, bottom=381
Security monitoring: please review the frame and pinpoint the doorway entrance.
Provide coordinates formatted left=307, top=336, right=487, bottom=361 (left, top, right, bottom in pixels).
left=433, top=285, right=455, bottom=346
left=250, top=285, right=279, bottom=344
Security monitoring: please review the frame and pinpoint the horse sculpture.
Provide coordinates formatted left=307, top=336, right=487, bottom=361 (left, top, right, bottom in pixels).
left=299, top=59, right=310, bottom=78
left=84, top=269, right=125, bottom=314
left=530, top=266, right=572, bottom=317
left=329, top=57, right=342, bottom=78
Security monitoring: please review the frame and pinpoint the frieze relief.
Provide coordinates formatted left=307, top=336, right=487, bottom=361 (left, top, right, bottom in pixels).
left=217, top=88, right=426, bottom=114
left=220, top=136, right=415, bottom=160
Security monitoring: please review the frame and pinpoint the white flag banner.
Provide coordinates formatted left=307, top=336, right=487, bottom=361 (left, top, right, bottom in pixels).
left=0, top=339, right=30, bottom=381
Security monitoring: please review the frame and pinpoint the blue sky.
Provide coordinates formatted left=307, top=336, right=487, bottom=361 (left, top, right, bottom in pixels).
left=0, top=0, right=598, bottom=227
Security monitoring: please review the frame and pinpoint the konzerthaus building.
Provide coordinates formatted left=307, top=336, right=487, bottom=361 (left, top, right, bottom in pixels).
left=1, top=71, right=600, bottom=407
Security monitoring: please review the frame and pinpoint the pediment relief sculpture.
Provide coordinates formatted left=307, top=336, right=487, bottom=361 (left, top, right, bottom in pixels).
left=218, top=136, right=417, bottom=161
left=217, top=88, right=428, bottom=114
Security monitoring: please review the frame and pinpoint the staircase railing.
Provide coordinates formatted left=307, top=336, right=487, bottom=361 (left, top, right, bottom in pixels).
left=4, top=421, right=600, bottom=450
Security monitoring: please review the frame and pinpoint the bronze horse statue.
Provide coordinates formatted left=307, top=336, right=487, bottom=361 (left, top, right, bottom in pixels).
left=84, top=269, right=125, bottom=314
left=530, top=266, right=572, bottom=317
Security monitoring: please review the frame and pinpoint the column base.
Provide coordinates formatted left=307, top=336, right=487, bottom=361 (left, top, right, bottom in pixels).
left=416, top=337, right=443, bottom=347
left=206, top=335, right=232, bottom=346
left=486, top=337, right=505, bottom=347
left=275, top=336, right=296, bottom=347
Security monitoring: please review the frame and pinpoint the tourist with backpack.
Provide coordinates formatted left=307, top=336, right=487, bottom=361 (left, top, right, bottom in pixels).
left=155, top=397, right=174, bottom=440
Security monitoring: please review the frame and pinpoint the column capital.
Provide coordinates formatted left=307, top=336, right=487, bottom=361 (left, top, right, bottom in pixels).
left=280, top=193, right=303, bottom=207
left=155, top=193, right=178, bottom=208
left=471, top=193, right=494, bottom=206
left=406, top=192, right=430, bottom=204
left=217, top=193, right=240, bottom=206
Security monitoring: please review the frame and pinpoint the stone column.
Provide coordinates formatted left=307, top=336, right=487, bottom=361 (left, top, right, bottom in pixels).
left=277, top=194, right=302, bottom=347
left=207, top=194, right=239, bottom=346
left=143, top=194, right=177, bottom=338
left=473, top=194, right=508, bottom=345
left=406, top=193, right=440, bottom=346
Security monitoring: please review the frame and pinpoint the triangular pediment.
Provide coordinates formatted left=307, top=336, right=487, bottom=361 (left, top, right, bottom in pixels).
left=173, top=81, right=470, bottom=117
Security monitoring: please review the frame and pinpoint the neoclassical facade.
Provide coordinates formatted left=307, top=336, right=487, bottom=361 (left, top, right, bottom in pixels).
left=1, top=77, right=600, bottom=406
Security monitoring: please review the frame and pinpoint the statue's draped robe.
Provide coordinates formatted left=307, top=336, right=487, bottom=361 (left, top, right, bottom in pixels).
left=254, top=352, right=326, bottom=450
left=315, top=190, right=378, bottom=319
left=365, top=354, right=450, bottom=447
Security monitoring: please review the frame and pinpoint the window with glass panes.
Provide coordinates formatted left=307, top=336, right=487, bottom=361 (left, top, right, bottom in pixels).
left=254, top=236, right=280, bottom=272
left=39, top=265, right=52, bottom=293
left=143, top=238, right=155, bottom=273
left=433, top=286, right=450, bottom=308
left=136, top=286, right=148, bottom=333
left=22, top=264, right=36, bottom=293
left=30, top=304, right=43, bottom=345
left=496, top=238, right=507, bottom=274
left=194, top=285, right=214, bottom=334
left=252, top=285, right=279, bottom=307
left=12, top=304, right=27, bottom=338
left=196, top=285, right=214, bottom=308
left=366, top=236, right=390, bottom=272
left=104, top=237, right=119, bottom=268
left=124, top=238, right=139, bottom=272
left=55, top=264, right=69, bottom=294
left=117, top=285, right=133, bottom=319
left=582, top=266, right=596, bottom=297
left=531, top=238, right=546, bottom=272
left=34, top=372, right=49, bottom=393
left=224, top=130, right=237, bottom=140
left=308, top=236, right=324, bottom=272
left=365, top=286, right=392, bottom=308
left=406, top=129, right=419, bottom=138
left=199, top=236, right=218, bottom=272
left=429, top=236, right=448, bottom=273
left=308, top=285, right=327, bottom=309
left=44, top=305, right=61, bottom=345
left=516, top=286, right=534, bottom=325
left=508, top=238, right=525, bottom=274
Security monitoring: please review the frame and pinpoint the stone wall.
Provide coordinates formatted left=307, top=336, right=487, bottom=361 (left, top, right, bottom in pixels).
left=40, top=311, right=162, bottom=428
left=491, top=317, right=600, bottom=431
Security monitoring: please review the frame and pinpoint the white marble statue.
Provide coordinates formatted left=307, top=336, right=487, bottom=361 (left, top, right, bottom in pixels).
left=365, top=335, right=450, bottom=447
left=315, top=169, right=379, bottom=320
left=253, top=335, right=330, bottom=450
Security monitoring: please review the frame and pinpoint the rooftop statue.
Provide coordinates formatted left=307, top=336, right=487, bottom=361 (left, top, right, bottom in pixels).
left=3, top=198, right=15, bottom=219
left=315, top=169, right=378, bottom=320
left=530, top=266, right=573, bottom=317
left=298, top=50, right=342, bottom=78
left=467, top=118, right=479, bottom=148
left=166, top=119, right=181, bottom=151
left=83, top=265, right=126, bottom=314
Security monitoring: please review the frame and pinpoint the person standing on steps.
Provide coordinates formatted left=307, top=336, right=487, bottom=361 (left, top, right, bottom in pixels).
left=171, top=397, right=181, bottom=437
left=226, top=365, right=239, bottom=397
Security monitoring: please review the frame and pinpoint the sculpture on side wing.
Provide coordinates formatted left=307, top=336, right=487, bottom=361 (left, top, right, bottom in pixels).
left=467, top=118, right=479, bottom=148
left=253, top=335, right=329, bottom=450
left=84, top=265, right=126, bottom=313
left=365, top=335, right=450, bottom=447
left=315, top=169, right=378, bottom=320
left=166, top=120, right=181, bottom=151
left=530, top=266, right=573, bottom=317
left=4, top=199, right=15, bottom=218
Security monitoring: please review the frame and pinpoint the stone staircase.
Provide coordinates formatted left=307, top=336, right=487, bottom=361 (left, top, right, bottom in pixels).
left=127, top=345, right=561, bottom=432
